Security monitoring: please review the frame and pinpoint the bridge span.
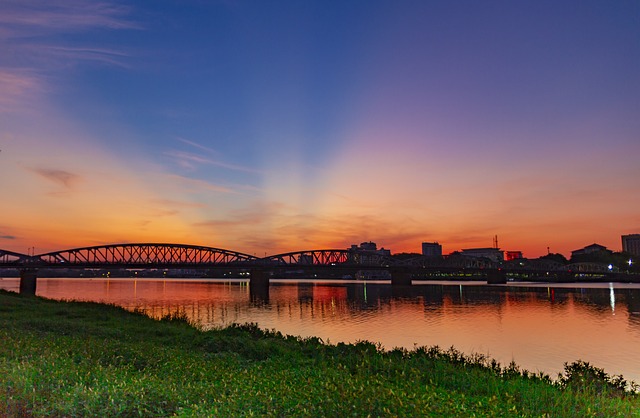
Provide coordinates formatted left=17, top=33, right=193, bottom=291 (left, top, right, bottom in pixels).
left=0, top=243, right=629, bottom=295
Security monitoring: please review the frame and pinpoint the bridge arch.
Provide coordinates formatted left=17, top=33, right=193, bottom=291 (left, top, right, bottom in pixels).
left=0, top=249, right=30, bottom=265
left=263, top=249, right=395, bottom=267
left=34, top=243, right=259, bottom=267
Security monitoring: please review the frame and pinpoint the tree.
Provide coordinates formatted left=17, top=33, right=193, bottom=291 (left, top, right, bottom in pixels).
left=539, top=253, right=568, bottom=264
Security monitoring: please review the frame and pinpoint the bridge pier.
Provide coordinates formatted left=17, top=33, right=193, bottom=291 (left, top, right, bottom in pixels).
left=390, top=268, right=412, bottom=286
left=19, top=269, right=38, bottom=295
left=486, top=269, right=506, bottom=284
left=249, top=269, right=269, bottom=302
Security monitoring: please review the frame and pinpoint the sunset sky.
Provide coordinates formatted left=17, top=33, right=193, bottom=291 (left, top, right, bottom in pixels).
left=1, top=0, right=638, bottom=258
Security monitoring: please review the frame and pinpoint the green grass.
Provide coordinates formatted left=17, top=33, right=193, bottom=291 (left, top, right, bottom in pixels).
left=0, top=290, right=638, bottom=417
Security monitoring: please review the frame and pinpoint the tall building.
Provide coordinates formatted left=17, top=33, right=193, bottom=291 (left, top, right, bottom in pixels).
left=422, top=242, right=442, bottom=257
left=622, top=234, right=640, bottom=257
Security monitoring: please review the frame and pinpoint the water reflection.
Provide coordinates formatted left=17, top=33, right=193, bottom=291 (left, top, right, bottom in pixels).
left=1, top=278, right=639, bottom=384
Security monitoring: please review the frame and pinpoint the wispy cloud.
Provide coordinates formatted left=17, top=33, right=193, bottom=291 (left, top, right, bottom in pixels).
left=165, top=150, right=260, bottom=174
left=29, top=45, right=132, bottom=69
left=0, top=1, right=138, bottom=37
left=169, top=137, right=262, bottom=174
left=150, top=198, right=206, bottom=209
left=195, top=215, right=265, bottom=229
left=176, top=137, right=219, bottom=154
left=0, top=70, right=44, bottom=112
left=141, top=198, right=209, bottom=219
left=29, top=168, right=81, bottom=188
left=194, top=200, right=291, bottom=231
left=165, top=174, right=234, bottom=194
left=0, top=1, right=138, bottom=98
left=0, top=235, right=17, bottom=240
left=191, top=202, right=404, bottom=254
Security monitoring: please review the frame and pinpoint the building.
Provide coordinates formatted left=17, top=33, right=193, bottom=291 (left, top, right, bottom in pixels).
left=349, top=241, right=391, bottom=280
left=459, top=248, right=504, bottom=263
left=349, top=241, right=391, bottom=256
left=505, top=251, right=523, bottom=261
left=571, top=243, right=610, bottom=258
left=622, top=234, right=640, bottom=257
left=421, top=242, right=442, bottom=257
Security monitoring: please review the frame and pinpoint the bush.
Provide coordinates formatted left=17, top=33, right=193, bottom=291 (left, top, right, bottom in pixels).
left=558, top=360, right=639, bottom=396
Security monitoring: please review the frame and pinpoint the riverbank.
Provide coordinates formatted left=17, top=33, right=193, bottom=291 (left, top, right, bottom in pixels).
left=1, top=290, right=638, bottom=417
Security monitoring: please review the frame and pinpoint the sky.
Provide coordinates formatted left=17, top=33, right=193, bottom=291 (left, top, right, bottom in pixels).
left=0, top=0, right=638, bottom=258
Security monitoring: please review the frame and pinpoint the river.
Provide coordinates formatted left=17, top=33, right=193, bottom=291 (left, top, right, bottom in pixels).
left=1, top=277, right=639, bottom=385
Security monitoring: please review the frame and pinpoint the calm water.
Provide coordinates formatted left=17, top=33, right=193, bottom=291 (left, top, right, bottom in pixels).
left=2, top=278, right=640, bottom=384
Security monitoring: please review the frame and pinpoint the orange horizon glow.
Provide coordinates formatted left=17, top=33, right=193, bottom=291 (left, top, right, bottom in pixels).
left=0, top=232, right=628, bottom=260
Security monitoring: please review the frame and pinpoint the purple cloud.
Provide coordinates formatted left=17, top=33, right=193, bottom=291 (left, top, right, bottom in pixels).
left=0, top=1, right=138, bottom=36
left=30, top=168, right=80, bottom=188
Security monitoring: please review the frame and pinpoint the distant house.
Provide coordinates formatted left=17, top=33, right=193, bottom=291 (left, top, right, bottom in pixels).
left=570, top=243, right=610, bottom=258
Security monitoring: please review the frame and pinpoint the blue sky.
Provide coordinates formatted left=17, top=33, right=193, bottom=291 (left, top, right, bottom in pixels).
left=1, top=0, right=639, bottom=256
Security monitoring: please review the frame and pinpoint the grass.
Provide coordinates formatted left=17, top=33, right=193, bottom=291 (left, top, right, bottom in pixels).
left=0, top=290, right=638, bottom=417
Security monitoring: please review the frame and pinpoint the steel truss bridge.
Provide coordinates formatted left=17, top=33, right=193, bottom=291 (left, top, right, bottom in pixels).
left=0, top=242, right=627, bottom=287
left=1, top=244, right=394, bottom=270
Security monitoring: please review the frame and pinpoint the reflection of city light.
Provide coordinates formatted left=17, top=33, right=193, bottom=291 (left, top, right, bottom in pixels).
left=629, top=259, right=633, bottom=267
left=609, top=283, right=615, bottom=314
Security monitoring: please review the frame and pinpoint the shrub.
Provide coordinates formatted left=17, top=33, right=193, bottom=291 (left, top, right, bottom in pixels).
left=558, top=360, right=639, bottom=396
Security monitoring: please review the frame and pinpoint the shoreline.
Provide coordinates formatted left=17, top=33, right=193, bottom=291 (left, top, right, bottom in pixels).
left=3, top=275, right=640, bottom=287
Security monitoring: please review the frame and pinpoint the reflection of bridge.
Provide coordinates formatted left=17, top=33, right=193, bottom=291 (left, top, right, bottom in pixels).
left=0, top=243, right=629, bottom=294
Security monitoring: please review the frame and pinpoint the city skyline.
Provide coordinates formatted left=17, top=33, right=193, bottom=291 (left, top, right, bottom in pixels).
left=1, top=1, right=639, bottom=258
left=1, top=234, right=636, bottom=261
